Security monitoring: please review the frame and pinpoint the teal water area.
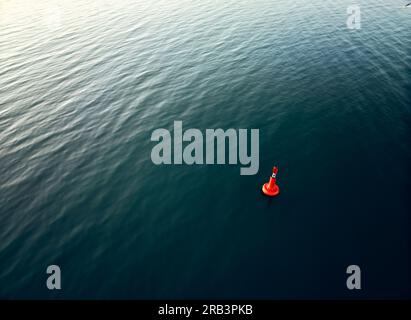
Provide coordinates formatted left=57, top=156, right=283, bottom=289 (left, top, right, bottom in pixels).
left=0, top=0, right=410, bottom=298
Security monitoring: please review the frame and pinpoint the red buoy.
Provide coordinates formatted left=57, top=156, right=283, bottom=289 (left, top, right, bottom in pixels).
left=262, top=166, right=280, bottom=197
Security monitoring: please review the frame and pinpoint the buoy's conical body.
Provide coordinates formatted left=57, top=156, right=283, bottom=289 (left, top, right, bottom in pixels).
left=262, top=166, right=280, bottom=197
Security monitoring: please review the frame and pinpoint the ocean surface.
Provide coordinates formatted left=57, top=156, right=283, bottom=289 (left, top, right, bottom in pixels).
left=0, top=0, right=410, bottom=299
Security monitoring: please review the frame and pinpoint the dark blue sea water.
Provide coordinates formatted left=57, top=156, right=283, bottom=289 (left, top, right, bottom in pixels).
left=0, top=0, right=410, bottom=299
